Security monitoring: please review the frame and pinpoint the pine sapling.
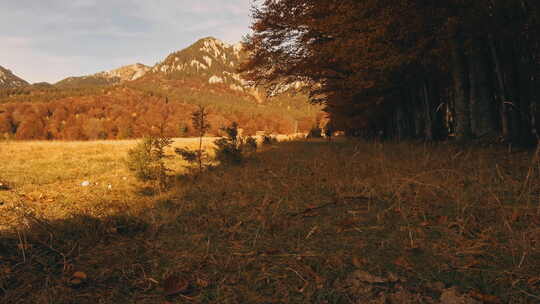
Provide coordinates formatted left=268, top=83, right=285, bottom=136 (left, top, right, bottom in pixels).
left=126, top=135, right=173, bottom=191
left=176, top=105, right=211, bottom=174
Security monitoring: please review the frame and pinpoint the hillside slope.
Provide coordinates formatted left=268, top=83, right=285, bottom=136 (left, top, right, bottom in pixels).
left=55, top=63, right=151, bottom=88
left=0, top=66, right=29, bottom=89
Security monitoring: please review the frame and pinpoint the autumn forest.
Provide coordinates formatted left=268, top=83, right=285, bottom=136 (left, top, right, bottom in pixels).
left=0, top=79, right=319, bottom=140
left=242, top=0, right=540, bottom=146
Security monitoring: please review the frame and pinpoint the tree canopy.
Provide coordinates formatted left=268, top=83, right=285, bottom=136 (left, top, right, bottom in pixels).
left=242, top=0, right=540, bottom=145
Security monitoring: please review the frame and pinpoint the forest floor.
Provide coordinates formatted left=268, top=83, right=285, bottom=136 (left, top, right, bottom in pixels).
left=1, top=138, right=540, bottom=303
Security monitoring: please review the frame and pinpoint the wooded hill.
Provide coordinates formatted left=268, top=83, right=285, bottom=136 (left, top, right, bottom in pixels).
left=242, top=0, right=540, bottom=146
left=0, top=38, right=319, bottom=140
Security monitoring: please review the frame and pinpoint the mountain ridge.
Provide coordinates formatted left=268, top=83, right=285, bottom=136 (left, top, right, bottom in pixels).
left=55, top=63, right=151, bottom=88
left=0, top=66, right=29, bottom=89
left=2, top=37, right=266, bottom=95
left=149, top=37, right=247, bottom=90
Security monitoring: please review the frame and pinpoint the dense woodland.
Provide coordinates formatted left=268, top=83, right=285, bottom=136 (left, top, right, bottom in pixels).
left=0, top=79, right=318, bottom=140
left=242, top=0, right=540, bottom=146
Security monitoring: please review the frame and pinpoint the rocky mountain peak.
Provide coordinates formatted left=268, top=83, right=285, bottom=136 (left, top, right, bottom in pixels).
left=55, top=63, right=151, bottom=88
left=0, top=65, right=29, bottom=89
left=97, top=63, right=151, bottom=82
left=151, top=37, right=248, bottom=92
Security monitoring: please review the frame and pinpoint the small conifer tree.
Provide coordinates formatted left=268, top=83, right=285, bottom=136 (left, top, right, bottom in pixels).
left=214, top=122, right=258, bottom=165
left=126, top=135, right=172, bottom=190
left=214, top=122, right=243, bottom=165
left=176, top=105, right=211, bottom=174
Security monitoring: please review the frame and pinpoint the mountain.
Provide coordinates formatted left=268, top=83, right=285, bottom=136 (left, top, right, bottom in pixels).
left=99, top=63, right=151, bottom=82
left=0, top=37, right=320, bottom=140
left=148, top=37, right=248, bottom=92
left=0, top=66, right=29, bottom=89
left=55, top=63, right=150, bottom=88
left=54, top=37, right=286, bottom=96
left=54, top=37, right=244, bottom=90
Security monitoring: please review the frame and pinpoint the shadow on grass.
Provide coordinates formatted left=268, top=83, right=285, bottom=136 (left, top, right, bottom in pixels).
left=0, top=213, right=154, bottom=304
left=2, top=139, right=540, bottom=303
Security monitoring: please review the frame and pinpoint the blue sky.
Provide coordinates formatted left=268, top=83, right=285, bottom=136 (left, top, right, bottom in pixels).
left=0, top=0, right=254, bottom=83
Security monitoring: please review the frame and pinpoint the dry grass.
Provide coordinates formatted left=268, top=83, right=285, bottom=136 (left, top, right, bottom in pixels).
left=1, top=139, right=540, bottom=303
left=0, top=138, right=218, bottom=228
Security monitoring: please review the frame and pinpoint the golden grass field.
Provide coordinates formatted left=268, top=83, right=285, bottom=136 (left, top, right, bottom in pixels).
left=1, top=138, right=540, bottom=303
left=0, top=138, right=218, bottom=229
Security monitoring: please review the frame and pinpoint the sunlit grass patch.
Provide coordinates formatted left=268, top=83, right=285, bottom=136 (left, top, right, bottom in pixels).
left=0, top=138, right=217, bottom=226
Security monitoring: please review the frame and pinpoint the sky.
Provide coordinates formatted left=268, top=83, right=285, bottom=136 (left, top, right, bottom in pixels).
left=0, top=0, right=254, bottom=84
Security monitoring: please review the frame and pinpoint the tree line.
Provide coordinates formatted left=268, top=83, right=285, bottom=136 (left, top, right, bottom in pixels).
left=0, top=87, right=313, bottom=140
left=242, top=0, right=540, bottom=146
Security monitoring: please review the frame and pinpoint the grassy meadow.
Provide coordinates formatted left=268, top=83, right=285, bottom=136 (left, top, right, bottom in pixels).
left=1, top=138, right=540, bottom=303
left=0, top=138, right=219, bottom=229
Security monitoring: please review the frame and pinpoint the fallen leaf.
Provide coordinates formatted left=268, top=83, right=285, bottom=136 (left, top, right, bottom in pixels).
left=352, top=256, right=364, bottom=268
left=440, top=287, right=481, bottom=304
left=394, top=257, right=413, bottom=270
left=527, top=276, right=540, bottom=286
left=1, top=266, right=11, bottom=274
left=469, top=290, right=501, bottom=304
left=438, top=216, right=448, bottom=225
left=196, top=277, right=209, bottom=288
left=163, top=275, right=189, bottom=296
left=386, top=272, right=400, bottom=282
left=72, top=271, right=87, bottom=280
left=263, top=248, right=281, bottom=255
left=68, top=271, right=88, bottom=287
left=315, top=274, right=325, bottom=289
left=510, top=209, right=520, bottom=222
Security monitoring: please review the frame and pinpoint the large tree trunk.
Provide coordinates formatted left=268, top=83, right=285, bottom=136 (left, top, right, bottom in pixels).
left=384, top=109, right=394, bottom=140
left=408, top=87, right=424, bottom=139
left=450, top=35, right=472, bottom=141
left=530, top=57, right=540, bottom=145
left=522, top=2, right=540, bottom=145
left=395, top=102, right=404, bottom=141
left=489, top=37, right=510, bottom=141
left=413, top=99, right=424, bottom=139
left=401, top=90, right=415, bottom=140
left=531, top=101, right=540, bottom=144
left=446, top=87, right=456, bottom=136
left=422, top=81, right=433, bottom=141
left=504, top=45, right=524, bottom=145
left=469, top=55, right=478, bottom=136
left=469, top=44, right=498, bottom=138
left=431, top=82, right=448, bottom=140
